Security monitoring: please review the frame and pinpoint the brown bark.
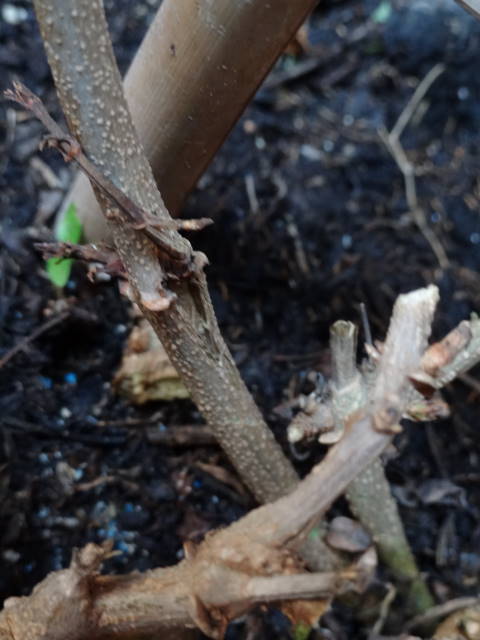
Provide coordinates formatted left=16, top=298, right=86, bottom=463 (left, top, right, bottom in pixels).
left=57, top=0, right=319, bottom=241
left=33, top=0, right=300, bottom=508
left=329, top=321, right=433, bottom=613
left=2, top=286, right=455, bottom=640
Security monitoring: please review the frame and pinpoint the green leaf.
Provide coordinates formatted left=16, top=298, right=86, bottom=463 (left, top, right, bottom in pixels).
left=46, top=256, right=74, bottom=288
left=293, top=623, right=311, bottom=640
left=308, top=526, right=320, bottom=541
left=372, top=0, right=392, bottom=23
left=46, top=203, right=83, bottom=288
left=56, top=202, right=83, bottom=243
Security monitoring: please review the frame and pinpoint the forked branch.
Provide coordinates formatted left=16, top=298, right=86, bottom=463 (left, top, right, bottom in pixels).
left=28, top=0, right=306, bottom=516
left=3, top=286, right=479, bottom=639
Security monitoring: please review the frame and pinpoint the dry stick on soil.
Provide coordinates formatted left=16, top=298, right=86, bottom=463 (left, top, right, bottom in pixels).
left=146, top=424, right=217, bottom=447
left=455, top=0, right=480, bottom=20
left=0, top=309, right=69, bottom=369
left=27, top=0, right=338, bottom=570
left=405, top=596, right=480, bottom=633
left=380, top=63, right=449, bottom=270
left=57, top=0, right=320, bottom=241
left=0, top=287, right=444, bottom=640
left=328, top=321, right=433, bottom=614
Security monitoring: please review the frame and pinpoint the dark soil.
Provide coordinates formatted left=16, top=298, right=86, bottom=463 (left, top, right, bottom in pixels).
left=1, top=0, right=480, bottom=638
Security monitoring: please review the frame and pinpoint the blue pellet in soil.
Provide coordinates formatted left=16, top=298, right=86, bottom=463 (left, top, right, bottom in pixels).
left=115, top=540, right=130, bottom=554
left=64, top=372, right=77, bottom=385
left=38, top=376, right=53, bottom=389
left=193, top=478, right=202, bottom=489
left=37, top=506, right=50, bottom=519
left=106, top=521, right=119, bottom=538
left=119, top=506, right=151, bottom=530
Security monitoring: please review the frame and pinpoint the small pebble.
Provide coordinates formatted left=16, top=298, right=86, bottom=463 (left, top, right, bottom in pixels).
left=300, top=144, right=322, bottom=161
left=37, top=506, right=50, bottom=519
left=341, top=234, right=353, bottom=250
left=2, top=4, right=28, bottom=25
left=115, top=324, right=127, bottom=335
left=322, top=139, right=334, bottom=153
left=2, top=549, right=20, bottom=563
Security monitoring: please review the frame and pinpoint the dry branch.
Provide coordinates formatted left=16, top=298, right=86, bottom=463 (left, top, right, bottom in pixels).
left=30, top=0, right=300, bottom=506
left=288, top=320, right=434, bottom=612
left=26, top=0, right=341, bottom=572
left=328, top=320, right=432, bottom=612
left=287, top=300, right=480, bottom=615
left=57, top=0, right=319, bottom=241
left=3, top=285, right=468, bottom=639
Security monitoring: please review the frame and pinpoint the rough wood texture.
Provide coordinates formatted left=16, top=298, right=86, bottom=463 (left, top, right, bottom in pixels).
left=329, top=321, right=433, bottom=613
left=346, top=458, right=434, bottom=613
left=33, top=0, right=299, bottom=506
left=0, top=286, right=444, bottom=640
left=57, top=0, right=319, bottom=241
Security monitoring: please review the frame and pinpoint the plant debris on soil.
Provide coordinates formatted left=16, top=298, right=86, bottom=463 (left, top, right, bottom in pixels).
left=1, top=0, right=480, bottom=637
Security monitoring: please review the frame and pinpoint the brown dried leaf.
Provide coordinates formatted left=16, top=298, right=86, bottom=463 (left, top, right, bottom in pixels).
left=434, top=604, right=480, bottom=639
left=114, top=318, right=188, bottom=404
left=281, top=597, right=331, bottom=627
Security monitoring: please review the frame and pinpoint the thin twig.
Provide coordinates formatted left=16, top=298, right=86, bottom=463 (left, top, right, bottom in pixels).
left=359, top=302, right=373, bottom=347
left=146, top=424, right=216, bottom=447
left=0, top=311, right=69, bottom=370
left=4, top=82, right=211, bottom=271
left=390, top=64, right=445, bottom=141
left=380, top=64, right=449, bottom=269
left=405, top=596, right=480, bottom=632
left=370, top=583, right=397, bottom=637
